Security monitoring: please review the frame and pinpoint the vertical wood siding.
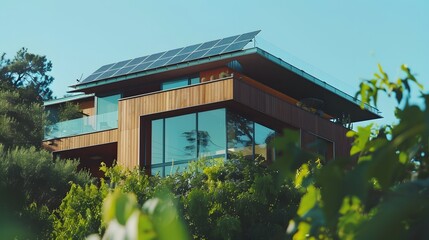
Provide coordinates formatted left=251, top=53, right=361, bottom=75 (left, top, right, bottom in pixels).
left=117, top=79, right=235, bottom=168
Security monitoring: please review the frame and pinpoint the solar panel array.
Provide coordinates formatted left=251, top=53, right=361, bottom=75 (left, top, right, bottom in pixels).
left=80, top=30, right=261, bottom=84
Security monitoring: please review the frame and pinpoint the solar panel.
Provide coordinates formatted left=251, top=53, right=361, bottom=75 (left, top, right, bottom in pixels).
left=81, top=30, right=260, bottom=84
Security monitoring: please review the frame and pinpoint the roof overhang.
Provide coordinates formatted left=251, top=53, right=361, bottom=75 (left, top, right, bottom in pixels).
left=44, top=93, right=94, bottom=106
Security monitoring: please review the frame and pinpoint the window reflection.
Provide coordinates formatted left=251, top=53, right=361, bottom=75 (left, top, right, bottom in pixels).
left=149, top=108, right=282, bottom=176
left=198, top=109, right=226, bottom=159
left=255, top=123, right=276, bottom=162
left=151, top=119, right=163, bottom=165
left=227, top=111, right=254, bottom=158
left=165, top=113, right=197, bottom=163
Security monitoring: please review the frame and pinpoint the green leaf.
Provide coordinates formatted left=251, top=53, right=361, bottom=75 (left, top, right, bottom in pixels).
left=297, top=186, right=319, bottom=217
left=102, top=189, right=138, bottom=225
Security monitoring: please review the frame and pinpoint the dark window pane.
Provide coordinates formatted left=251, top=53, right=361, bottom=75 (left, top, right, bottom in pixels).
left=185, top=50, right=209, bottom=61
left=205, top=45, right=228, bottom=57
left=190, top=77, right=200, bottom=85
left=198, top=109, right=226, bottom=159
left=196, top=39, right=220, bottom=51
left=145, top=52, right=165, bottom=62
left=165, top=113, right=197, bottom=163
left=215, top=35, right=239, bottom=47
left=227, top=111, right=253, bottom=158
left=178, top=44, right=201, bottom=55
left=161, top=78, right=188, bottom=90
left=110, top=59, right=132, bottom=70
left=166, top=54, right=190, bottom=65
left=222, top=41, right=249, bottom=54
left=152, top=119, right=164, bottom=165
left=94, top=63, right=115, bottom=73
left=126, top=56, right=149, bottom=66
left=255, top=123, right=276, bottom=162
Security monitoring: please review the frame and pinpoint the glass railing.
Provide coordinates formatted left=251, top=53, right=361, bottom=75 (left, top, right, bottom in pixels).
left=44, top=111, right=118, bottom=139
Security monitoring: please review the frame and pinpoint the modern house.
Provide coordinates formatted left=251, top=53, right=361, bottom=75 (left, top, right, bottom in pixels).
left=42, top=31, right=381, bottom=177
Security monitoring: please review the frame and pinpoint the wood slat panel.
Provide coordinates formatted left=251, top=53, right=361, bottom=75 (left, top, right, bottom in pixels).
left=117, top=79, right=235, bottom=168
left=233, top=78, right=351, bottom=158
left=42, top=129, right=118, bottom=152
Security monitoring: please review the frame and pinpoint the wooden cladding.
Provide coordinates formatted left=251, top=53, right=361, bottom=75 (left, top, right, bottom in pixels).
left=42, top=129, right=118, bottom=152
left=117, top=79, right=235, bottom=168
left=117, top=76, right=351, bottom=169
left=232, top=79, right=351, bottom=158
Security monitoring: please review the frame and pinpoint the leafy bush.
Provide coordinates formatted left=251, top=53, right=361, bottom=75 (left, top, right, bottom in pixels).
left=0, top=145, right=92, bottom=239
left=51, top=182, right=108, bottom=239
left=53, top=157, right=300, bottom=239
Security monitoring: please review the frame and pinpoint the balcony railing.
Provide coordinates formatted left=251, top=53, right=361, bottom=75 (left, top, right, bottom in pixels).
left=44, top=111, right=118, bottom=140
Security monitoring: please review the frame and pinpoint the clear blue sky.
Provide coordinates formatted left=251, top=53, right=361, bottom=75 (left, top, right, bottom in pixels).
left=2, top=0, right=428, bottom=126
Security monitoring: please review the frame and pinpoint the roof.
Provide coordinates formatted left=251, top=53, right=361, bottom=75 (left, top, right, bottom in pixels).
left=67, top=31, right=381, bottom=122
left=75, top=30, right=260, bottom=86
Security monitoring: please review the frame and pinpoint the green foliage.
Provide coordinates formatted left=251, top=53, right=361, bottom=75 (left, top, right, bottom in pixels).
left=284, top=65, right=429, bottom=239
left=58, top=102, right=84, bottom=122
left=54, top=157, right=300, bottom=239
left=0, top=145, right=92, bottom=239
left=51, top=182, right=108, bottom=239
left=89, top=189, right=189, bottom=240
left=0, top=90, right=47, bottom=149
left=0, top=48, right=54, bottom=101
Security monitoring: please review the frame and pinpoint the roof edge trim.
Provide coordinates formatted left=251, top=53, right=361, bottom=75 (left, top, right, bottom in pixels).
left=253, top=48, right=381, bottom=117
left=44, top=93, right=95, bottom=106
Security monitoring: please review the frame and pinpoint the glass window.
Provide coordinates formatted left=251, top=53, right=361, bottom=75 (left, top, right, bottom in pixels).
left=151, top=119, right=164, bottom=165
left=255, top=123, right=276, bottom=162
left=190, top=77, right=200, bottom=85
left=151, top=166, right=163, bottom=177
left=96, top=94, right=120, bottom=130
left=198, top=109, right=226, bottom=159
left=227, top=111, right=253, bottom=158
left=97, top=94, right=120, bottom=114
left=161, top=78, right=188, bottom=90
left=165, top=113, right=197, bottom=163
left=165, top=163, right=188, bottom=176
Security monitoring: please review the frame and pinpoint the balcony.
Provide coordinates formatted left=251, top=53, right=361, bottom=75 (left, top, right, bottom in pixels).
left=44, top=111, right=118, bottom=140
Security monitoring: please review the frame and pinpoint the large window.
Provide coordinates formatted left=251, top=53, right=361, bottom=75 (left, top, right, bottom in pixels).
left=149, top=108, right=281, bottom=176
left=151, top=110, right=227, bottom=177
left=161, top=76, right=200, bottom=90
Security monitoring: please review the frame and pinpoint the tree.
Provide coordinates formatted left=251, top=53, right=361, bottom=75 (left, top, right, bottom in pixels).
left=0, top=146, right=92, bottom=239
left=0, top=48, right=54, bottom=101
left=0, top=90, right=46, bottom=149
left=0, top=48, right=56, bottom=149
